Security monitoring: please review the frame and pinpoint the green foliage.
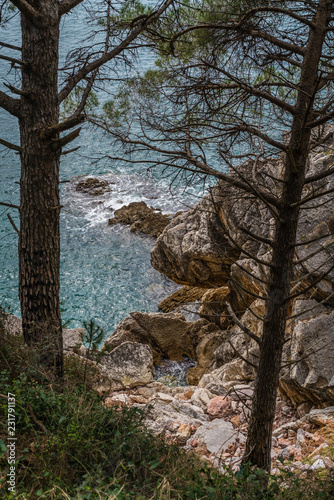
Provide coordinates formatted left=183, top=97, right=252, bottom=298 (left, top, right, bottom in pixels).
left=81, top=318, right=105, bottom=351
left=0, top=320, right=334, bottom=499
left=61, top=86, right=98, bottom=120
left=81, top=319, right=105, bottom=383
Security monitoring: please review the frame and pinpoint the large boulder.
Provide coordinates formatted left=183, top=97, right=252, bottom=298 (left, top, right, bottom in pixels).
left=158, top=286, right=206, bottom=313
left=280, top=304, right=334, bottom=405
left=197, top=286, right=231, bottom=328
left=98, top=341, right=154, bottom=391
left=192, top=419, right=245, bottom=454
left=151, top=143, right=334, bottom=304
left=103, top=311, right=196, bottom=363
left=151, top=190, right=240, bottom=287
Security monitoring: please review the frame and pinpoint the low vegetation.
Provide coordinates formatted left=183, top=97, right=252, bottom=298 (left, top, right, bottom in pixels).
left=0, top=313, right=333, bottom=499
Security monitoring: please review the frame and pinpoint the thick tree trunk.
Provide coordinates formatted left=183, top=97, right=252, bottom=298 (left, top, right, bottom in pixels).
left=242, top=0, right=332, bottom=470
left=18, top=2, right=63, bottom=378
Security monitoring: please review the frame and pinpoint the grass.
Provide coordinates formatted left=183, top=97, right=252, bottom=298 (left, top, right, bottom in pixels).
left=0, top=310, right=334, bottom=499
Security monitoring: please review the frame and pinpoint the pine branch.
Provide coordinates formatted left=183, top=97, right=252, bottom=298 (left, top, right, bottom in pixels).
left=0, top=41, right=21, bottom=51
left=0, top=137, right=22, bottom=152
left=58, top=0, right=85, bottom=16
left=9, top=0, right=39, bottom=25
left=58, top=0, right=174, bottom=103
left=0, top=201, right=20, bottom=210
left=226, top=302, right=261, bottom=345
left=0, top=91, right=21, bottom=117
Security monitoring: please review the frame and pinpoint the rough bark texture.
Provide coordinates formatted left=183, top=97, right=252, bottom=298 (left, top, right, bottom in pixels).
left=19, top=1, right=63, bottom=377
left=242, top=0, right=333, bottom=470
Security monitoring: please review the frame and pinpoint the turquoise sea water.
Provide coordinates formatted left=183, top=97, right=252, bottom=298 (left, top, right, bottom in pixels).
left=0, top=4, right=204, bottom=335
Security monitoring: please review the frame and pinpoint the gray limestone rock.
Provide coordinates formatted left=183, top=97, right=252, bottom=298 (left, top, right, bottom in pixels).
left=98, top=341, right=154, bottom=391
left=192, top=419, right=246, bottom=454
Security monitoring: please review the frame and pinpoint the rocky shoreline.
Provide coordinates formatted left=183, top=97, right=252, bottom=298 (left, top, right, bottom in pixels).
left=5, top=144, right=334, bottom=475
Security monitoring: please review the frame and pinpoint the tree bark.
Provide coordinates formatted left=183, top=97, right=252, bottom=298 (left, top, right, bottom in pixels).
left=18, top=1, right=63, bottom=378
left=242, top=0, right=333, bottom=470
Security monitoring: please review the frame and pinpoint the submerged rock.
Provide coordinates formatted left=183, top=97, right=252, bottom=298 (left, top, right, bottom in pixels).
left=108, top=201, right=171, bottom=237
left=76, top=177, right=111, bottom=195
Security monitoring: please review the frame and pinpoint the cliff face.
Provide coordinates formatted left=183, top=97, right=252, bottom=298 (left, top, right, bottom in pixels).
left=151, top=152, right=334, bottom=308
left=150, top=146, right=334, bottom=406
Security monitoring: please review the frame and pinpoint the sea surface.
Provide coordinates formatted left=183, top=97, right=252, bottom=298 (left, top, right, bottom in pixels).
left=0, top=2, right=205, bottom=336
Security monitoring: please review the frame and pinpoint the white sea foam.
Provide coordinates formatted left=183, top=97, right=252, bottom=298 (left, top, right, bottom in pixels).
left=61, top=171, right=196, bottom=228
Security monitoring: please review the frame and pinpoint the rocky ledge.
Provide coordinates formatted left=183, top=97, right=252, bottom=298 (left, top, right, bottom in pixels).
left=108, top=201, right=171, bottom=237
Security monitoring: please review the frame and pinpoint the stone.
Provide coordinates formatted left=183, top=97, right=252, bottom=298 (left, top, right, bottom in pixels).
left=98, top=341, right=153, bottom=391
left=143, top=399, right=205, bottom=436
left=213, top=299, right=265, bottom=377
left=103, top=311, right=195, bottom=363
left=192, top=419, right=246, bottom=455
left=76, top=177, right=111, bottom=195
left=280, top=310, right=334, bottom=405
left=229, top=259, right=267, bottom=314
left=151, top=188, right=240, bottom=287
left=170, top=400, right=208, bottom=421
left=297, top=401, right=314, bottom=418
left=277, top=445, right=301, bottom=461
left=308, top=407, right=334, bottom=426
left=2, top=313, right=22, bottom=336
left=188, top=329, right=224, bottom=385
left=310, top=458, right=326, bottom=470
left=207, top=396, right=232, bottom=419
left=190, top=388, right=214, bottom=409
left=158, top=286, right=206, bottom=313
left=176, top=423, right=193, bottom=444
left=157, top=392, right=175, bottom=403
left=229, top=386, right=254, bottom=401
left=63, top=328, right=85, bottom=352
left=197, top=287, right=231, bottom=328
left=108, top=201, right=171, bottom=237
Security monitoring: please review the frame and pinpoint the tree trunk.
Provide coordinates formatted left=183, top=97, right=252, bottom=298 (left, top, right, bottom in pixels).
left=18, top=1, right=63, bottom=378
left=242, top=0, right=332, bottom=470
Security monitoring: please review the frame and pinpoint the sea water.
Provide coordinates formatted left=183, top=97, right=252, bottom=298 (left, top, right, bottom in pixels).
left=0, top=3, right=205, bottom=336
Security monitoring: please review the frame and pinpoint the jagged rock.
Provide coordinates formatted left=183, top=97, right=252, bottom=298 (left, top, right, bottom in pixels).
left=294, top=148, right=334, bottom=304
left=151, top=190, right=240, bottom=287
left=213, top=299, right=265, bottom=377
left=186, top=320, right=224, bottom=385
left=98, top=341, right=153, bottom=391
left=207, top=396, right=232, bottom=419
left=307, top=407, right=334, bottom=426
left=187, top=330, right=224, bottom=385
left=191, top=419, right=245, bottom=454
left=63, top=328, right=85, bottom=352
left=228, top=258, right=267, bottom=315
left=108, top=201, right=171, bottom=237
left=2, top=313, right=22, bottom=336
left=143, top=399, right=206, bottom=436
left=197, top=286, right=231, bottom=328
left=103, top=311, right=196, bottom=363
left=151, top=145, right=334, bottom=304
left=198, top=359, right=254, bottom=394
left=280, top=307, right=334, bottom=405
left=190, top=388, right=214, bottom=409
left=76, top=177, right=111, bottom=195
left=158, top=286, right=206, bottom=313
